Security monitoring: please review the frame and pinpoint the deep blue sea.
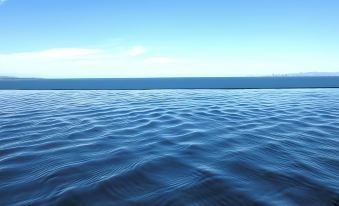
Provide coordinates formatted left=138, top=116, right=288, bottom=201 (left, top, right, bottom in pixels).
left=0, top=89, right=339, bottom=206
left=1, top=77, right=339, bottom=90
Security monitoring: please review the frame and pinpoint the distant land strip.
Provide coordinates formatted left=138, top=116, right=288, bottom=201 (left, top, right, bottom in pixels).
left=0, top=77, right=339, bottom=90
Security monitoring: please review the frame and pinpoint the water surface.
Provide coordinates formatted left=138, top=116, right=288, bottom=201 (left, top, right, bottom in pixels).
left=0, top=89, right=339, bottom=205
left=1, top=76, right=339, bottom=89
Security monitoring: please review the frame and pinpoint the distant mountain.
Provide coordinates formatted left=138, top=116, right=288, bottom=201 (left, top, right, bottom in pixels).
left=273, top=72, right=339, bottom=77
left=0, top=76, right=42, bottom=80
left=1, top=72, right=339, bottom=79
left=0, top=76, right=15, bottom=79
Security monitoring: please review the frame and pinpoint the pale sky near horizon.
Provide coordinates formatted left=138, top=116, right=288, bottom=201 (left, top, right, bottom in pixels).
left=0, top=0, right=339, bottom=78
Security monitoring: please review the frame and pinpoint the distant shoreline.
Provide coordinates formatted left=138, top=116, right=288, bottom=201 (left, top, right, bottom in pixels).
left=1, top=76, right=339, bottom=90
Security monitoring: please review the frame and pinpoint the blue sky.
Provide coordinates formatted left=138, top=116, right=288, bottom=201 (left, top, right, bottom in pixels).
left=0, top=0, right=339, bottom=77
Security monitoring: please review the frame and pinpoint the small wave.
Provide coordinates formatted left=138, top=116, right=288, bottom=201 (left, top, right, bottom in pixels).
left=0, top=89, right=339, bottom=205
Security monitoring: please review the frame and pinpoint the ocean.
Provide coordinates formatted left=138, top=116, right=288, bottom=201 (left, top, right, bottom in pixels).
left=0, top=89, right=339, bottom=205
left=1, top=76, right=339, bottom=90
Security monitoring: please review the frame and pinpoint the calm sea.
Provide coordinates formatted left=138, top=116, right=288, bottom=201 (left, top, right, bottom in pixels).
left=0, top=89, right=339, bottom=205
left=1, top=76, right=339, bottom=89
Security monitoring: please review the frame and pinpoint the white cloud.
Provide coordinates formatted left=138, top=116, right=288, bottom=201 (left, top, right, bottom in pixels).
left=0, top=47, right=191, bottom=77
left=140, top=57, right=180, bottom=64
left=2, top=46, right=334, bottom=78
left=0, top=47, right=169, bottom=77
left=1, top=48, right=102, bottom=59
left=38, top=48, right=102, bottom=58
left=127, top=46, right=146, bottom=56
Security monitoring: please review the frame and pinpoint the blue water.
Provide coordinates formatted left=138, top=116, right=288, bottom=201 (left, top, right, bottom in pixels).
left=1, top=77, right=339, bottom=90
left=0, top=89, right=339, bottom=206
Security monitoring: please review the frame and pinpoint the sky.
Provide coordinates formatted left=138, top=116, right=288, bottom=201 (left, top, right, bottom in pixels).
left=0, top=0, right=339, bottom=78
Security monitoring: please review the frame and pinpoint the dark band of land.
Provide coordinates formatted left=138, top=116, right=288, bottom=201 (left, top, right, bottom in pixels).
left=1, top=77, right=339, bottom=90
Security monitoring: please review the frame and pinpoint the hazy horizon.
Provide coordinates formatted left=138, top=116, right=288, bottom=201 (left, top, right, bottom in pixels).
left=1, top=72, right=339, bottom=79
left=1, top=0, right=339, bottom=78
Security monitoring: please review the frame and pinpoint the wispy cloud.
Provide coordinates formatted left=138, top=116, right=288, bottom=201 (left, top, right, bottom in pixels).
left=140, top=57, right=180, bottom=64
left=0, top=46, right=186, bottom=77
left=0, top=48, right=102, bottom=60
left=38, top=48, right=102, bottom=58
left=127, top=46, right=146, bottom=56
left=2, top=46, right=336, bottom=78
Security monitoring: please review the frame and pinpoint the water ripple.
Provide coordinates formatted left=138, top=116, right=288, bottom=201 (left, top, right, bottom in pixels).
left=0, top=89, right=339, bottom=206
